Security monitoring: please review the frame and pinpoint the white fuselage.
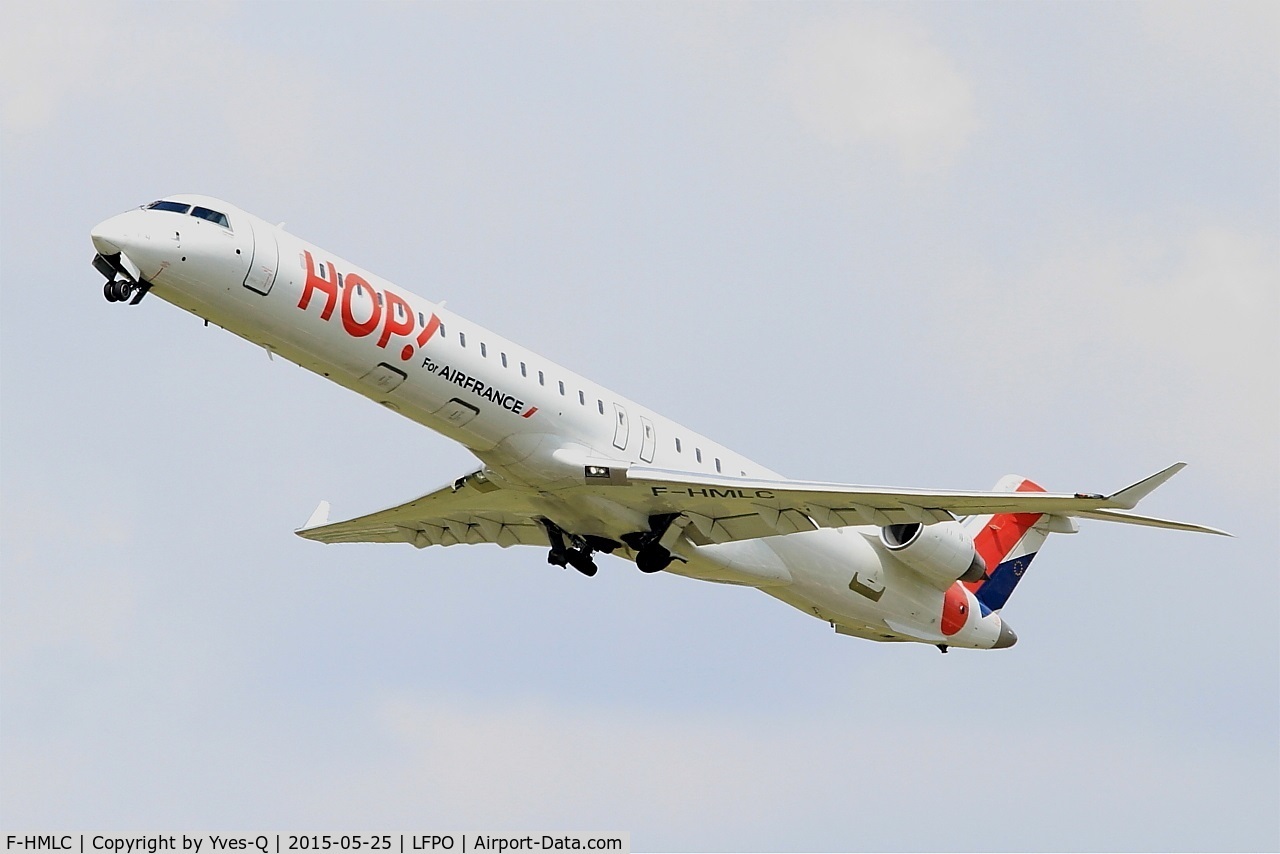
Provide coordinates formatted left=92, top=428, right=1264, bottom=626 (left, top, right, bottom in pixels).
left=91, top=195, right=1010, bottom=649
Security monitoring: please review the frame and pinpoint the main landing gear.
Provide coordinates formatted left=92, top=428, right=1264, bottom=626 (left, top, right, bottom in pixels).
left=539, top=518, right=620, bottom=578
left=539, top=513, right=686, bottom=578
left=621, top=513, right=684, bottom=574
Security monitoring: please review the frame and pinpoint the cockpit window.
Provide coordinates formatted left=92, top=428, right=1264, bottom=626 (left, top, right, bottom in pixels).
left=146, top=200, right=191, bottom=214
left=191, top=206, right=230, bottom=229
left=144, top=200, right=233, bottom=230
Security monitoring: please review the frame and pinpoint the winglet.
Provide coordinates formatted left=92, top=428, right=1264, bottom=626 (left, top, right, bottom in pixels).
left=1107, top=462, right=1187, bottom=510
left=299, top=500, right=331, bottom=532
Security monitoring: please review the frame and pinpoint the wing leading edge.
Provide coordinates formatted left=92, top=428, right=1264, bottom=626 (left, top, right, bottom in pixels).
left=621, top=462, right=1229, bottom=542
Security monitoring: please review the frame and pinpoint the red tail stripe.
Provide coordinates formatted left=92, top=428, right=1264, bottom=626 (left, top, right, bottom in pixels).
left=964, top=479, right=1044, bottom=593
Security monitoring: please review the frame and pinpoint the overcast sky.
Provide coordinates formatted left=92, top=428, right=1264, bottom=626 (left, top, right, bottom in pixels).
left=2, top=2, right=1277, bottom=851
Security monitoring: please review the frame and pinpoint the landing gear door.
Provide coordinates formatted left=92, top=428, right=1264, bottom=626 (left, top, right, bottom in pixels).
left=243, top=218, right=279, bottom=295
left=639, top=416, right=655, bottom=463
left=612, top=404, right=630, bottom=451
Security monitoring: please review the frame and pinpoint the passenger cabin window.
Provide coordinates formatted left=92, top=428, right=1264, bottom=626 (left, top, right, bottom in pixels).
left=439, top=323, right=446, bottom=338
left=459, top=333, right=466, bottom=348
left=715, top=458, right=722, bottom=473
left=538, top=371, right=545, bottom=386
left=480, top=342, right=487, bottom=357
left=597, top=400, right=604, bottom=414
left=146, top=200, right=191, bottom=214
left=675, top=438, right=682, bottom=453
left=191, top=206, right=230, bottom=229
left=558, top=381, right=566, bottom=396
left=696, top=448, right=702, bottom=463
left=501, top=353, right=508, bottom=368
left=578, top=390, right=585, bottom=405
left=520, top=362, right=527, bottom=377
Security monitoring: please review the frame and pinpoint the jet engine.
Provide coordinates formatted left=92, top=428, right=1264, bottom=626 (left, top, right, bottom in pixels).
left=880, top=521, right=986, bottom=587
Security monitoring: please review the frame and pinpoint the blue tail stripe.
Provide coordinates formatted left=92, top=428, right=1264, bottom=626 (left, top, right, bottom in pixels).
left=976, top=553, right=1038, bottom=611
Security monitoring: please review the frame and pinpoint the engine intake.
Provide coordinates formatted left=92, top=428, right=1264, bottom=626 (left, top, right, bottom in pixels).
left=881, top=521, right=987, bottom=586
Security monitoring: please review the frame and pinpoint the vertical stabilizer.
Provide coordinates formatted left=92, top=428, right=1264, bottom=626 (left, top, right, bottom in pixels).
left=961, top=476, right=1052, bottom=612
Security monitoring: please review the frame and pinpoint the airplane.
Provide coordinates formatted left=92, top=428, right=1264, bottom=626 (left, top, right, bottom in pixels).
left=89, top=194, right=1227, bottom=652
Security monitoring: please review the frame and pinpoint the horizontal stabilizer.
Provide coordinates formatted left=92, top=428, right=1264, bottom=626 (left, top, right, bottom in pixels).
left=1074, top=508, right=1231, bottom=536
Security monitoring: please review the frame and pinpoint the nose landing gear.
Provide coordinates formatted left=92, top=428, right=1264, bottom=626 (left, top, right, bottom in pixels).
left=93, top=252, right=150, bottom=305
left=103, top=279, right=135, bottom=303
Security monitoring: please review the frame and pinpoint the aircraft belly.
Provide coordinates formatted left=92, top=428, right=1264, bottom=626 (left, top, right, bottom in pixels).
left=673, top=539, right=793, bottom=587
left=757, top=527, right=950, bottom=640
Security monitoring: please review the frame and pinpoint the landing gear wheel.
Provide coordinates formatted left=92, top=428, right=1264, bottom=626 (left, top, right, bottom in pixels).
left=104, top=281, right=120, bottom=302
left=114, top=281, right=134, bottom=302
left=624, top=514, right=684, bottom=574
left=540, top=517, right=602, bottom=577
left=567, top=552, right=598, bottom=577
left=636, top=547, right=673, bottom=574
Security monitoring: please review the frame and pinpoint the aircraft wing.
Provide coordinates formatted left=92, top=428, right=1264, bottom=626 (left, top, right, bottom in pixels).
left=621, top=462, right=1229, bottom=545
left=297, top=462, right=1226, bottom=554
left=296, top=470, right=549, bottom=549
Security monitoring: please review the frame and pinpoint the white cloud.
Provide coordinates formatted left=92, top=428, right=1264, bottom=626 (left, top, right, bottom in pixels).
left=0, top=494, right=139, bottom=664
left=275, top=691, right=1273, bottom=850
left=0, top=2, right=347, bottom=181
left=774, top=14, right=978, bottom=175
left=0, top=1, right=116, bottom=132
left=934, top=221, right=1279, bottom=494
left=1140, top=0, right=1280, bottom=83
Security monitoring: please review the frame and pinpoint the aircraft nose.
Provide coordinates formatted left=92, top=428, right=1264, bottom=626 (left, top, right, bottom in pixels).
left=993, top=620, right=1018, bottom=649
left=91, top=214, right=131, bottom=256
left=91, top=210, right=156, bottom=257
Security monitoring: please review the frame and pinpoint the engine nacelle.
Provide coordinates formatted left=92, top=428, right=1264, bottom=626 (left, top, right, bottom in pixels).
left=880, top=521, right=986, bottom=587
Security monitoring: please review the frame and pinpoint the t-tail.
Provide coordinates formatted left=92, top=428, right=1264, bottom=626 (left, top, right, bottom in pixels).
left=961, top=476, right=1067, bottom=612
